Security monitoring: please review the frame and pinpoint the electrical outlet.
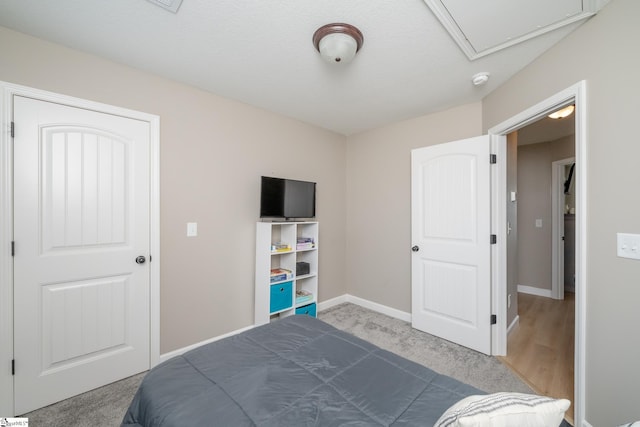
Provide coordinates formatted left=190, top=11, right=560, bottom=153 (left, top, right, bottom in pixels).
left=535, top=219, right=543, bottom=228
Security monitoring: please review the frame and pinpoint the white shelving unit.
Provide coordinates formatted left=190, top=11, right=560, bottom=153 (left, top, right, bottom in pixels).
left=255, top=221, right=318, bottom=326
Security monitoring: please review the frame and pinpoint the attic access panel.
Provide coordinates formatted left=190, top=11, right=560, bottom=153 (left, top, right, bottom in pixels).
left=425, top=0, right=600, bottom=59
left=145, top=0, right=183, bottom=13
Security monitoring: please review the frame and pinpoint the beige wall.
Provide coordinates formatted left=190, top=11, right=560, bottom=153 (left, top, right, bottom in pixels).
left=517, top=136, right=574, bottom=291
left=345, top=103, right=482, bottom=312
left=0, top=26, right=348, bottom=353
left=483, top=0, right=640, bottom=424
left=4, top=0, right=640, bottom=422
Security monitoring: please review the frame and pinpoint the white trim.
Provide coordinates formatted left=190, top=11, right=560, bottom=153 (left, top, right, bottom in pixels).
left=574, top=80, right=588, bottom=427
left=518, top=285, right=553, bottom=298
left=488, top=85, right=582, bottom=135
left=507, top=315, right=520, bottom=336
left=552, top=157, right=575, bottom=300
left=488, top=80, right=587, bottom=427
left=158, top=325, right=255, bottom=364
left=423, top=1, right=597, bottom=60
left=149, top=113, right=161, bottom=369
left=316, top=294, right=348, bottom=312
left=318, top=294, right=412, bottom=323
left=0, top=80, right=161, bottom=416
left=491, top=134, right=508, bottom=356
left=344, top=295, right=412, bottom=322
left=0, top=82, right=15, bottom=417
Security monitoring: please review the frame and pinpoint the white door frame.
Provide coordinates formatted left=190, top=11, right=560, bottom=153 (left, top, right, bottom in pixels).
left=552, top=157, right=575, bottom=300
left=489, top=81, right=587, bottom=426
left=0, top=81, right=161, bottom=416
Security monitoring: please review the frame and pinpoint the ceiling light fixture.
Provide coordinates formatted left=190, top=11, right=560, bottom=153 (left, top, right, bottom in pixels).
left=548, top=105, right=575, bottom=119
left=313, top=23, right=364, bottom=64
left=471, top=72, right=490, bottom=86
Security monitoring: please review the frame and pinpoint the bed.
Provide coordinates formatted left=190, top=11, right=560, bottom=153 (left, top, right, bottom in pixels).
left=122, top=314, right=570, bottom=426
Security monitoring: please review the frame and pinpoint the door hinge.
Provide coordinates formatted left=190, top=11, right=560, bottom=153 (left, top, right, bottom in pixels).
left=12, top=359, right=15, bottom=375
left=490, top=234, right=497, bottom=244
left=11, top=121, right=15, bottom=138
left=490, top=154, right=497, bottom=164
left=11, top=241, right=15, bottom=257
left=490, top=314, right=497, bottom=325
left=149, top=255, right=152, bottom=262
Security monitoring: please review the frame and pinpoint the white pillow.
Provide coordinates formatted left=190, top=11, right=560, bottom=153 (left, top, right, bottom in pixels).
left=434, top=392, right=571, bottom=427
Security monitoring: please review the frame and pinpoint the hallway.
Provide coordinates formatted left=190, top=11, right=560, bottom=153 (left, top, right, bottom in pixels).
left=498, top=292, right=575, bottom=424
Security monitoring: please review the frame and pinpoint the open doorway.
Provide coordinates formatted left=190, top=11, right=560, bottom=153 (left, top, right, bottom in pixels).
left=488, top=81, right=586, bottom=426
left=499, top=109, right=576, bottom=423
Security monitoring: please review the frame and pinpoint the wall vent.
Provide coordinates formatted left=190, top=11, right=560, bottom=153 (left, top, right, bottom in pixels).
left=145, top=0, right=183, bottom=13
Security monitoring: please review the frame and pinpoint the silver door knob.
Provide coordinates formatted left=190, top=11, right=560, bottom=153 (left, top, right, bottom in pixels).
left=411, top=246, right=419, bottom=252
left=135, top=256, right=146, bottom=264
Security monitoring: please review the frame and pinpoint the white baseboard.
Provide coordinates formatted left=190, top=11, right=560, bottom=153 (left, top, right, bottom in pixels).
left=343, top=294, right=412, bottom=323
left=158, top=324, right=255, bottom=364
left=507, top=315, right=519, bottom=336
left=318, top=294, right=411, bottom=323
left=317, top=294, right=348, bottom=311
left=518, top=284, right=553, bottom=298
left=581, top=421, right=593, bottom=427
left=160, top=294, right=411, bottom=364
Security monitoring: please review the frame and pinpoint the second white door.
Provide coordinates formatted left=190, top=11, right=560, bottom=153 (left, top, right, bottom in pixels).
left=411, top=135, right=492, bottom=354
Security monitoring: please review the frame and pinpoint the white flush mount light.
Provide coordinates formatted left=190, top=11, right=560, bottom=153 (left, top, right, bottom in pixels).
left=313, top=23, right=364, bottom=64
left=471, top=72, right=490, bottom=86
left=548, top=104, right=575, bottom=119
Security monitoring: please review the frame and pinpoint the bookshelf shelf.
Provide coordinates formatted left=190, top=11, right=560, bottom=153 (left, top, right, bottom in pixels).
left=255, top=221, right=318, bottom=326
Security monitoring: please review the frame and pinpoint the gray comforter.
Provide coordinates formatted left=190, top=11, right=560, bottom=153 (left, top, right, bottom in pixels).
left=121, top=314, right=486, bottom=426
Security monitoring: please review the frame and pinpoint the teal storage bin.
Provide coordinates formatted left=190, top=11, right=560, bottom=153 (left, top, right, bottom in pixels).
left=295, top=302, right=317, bottom=318
left=270, top=281, right=293, bottom=313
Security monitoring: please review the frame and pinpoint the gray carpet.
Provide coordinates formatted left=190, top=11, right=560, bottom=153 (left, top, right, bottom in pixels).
left=319, top=303, right=531, bottom=394
left=21, top=302, right=530, bottom=426
left=21, top=371, right=145, bottom=427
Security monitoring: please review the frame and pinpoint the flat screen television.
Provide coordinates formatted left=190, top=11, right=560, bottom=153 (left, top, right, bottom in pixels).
left=260, top=176, right=316, bottom=219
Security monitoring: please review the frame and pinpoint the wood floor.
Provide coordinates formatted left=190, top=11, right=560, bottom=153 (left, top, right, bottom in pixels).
left=498, top=292, right=575, bottom=424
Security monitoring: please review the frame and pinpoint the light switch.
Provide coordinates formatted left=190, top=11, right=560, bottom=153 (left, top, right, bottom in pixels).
left=617, top=233, right=640, bottom=260
left=535, top=219, right=542, bottom=228
left=187, top=222, right=198, bottom=237
left=510, top=191, right=517, bottom=202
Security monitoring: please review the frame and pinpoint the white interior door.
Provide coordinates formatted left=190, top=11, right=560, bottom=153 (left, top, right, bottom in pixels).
left=411, top=135, right=492, bottom=355
left=13, top=96, right=151, bottom=414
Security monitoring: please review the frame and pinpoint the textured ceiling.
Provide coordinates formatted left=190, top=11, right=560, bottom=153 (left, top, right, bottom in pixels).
left=0, top=0, right=604, bottom=135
